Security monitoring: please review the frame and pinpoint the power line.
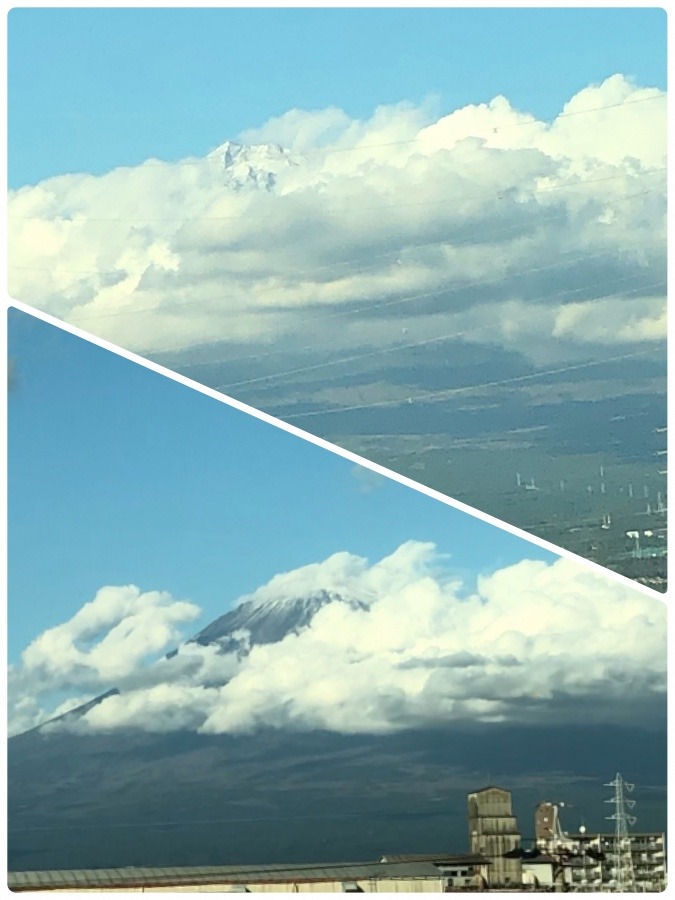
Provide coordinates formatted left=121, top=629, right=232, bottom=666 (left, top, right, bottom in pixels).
left=299, top=93, right=665, bottom=150
left=159, top=264, right=661, bottom=373
left=311, top=246, right=665, bottom=322
left=26, top=235, right=665, bottom=332
left=282, top=349, right=654, bottom=420
left=11, top=92, right=661, bottom=177
left=220, top=328, right=480, bottom=391
left=8, top=165, right=665, bottom=224
left=216, top=278, right=665, bottom=392
left=8, top=182, right=664, bottom=281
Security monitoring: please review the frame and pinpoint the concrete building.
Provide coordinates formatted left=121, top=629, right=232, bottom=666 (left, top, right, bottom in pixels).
left=534, top=802, right=565, bottom=846
left=534, top=800, right=666, bottom=891
left=564, top=832, right=667, bottom=892
left=521, top=855, right=566, bottom=892
left=467, top=786, right=522, bottom=888
left=534, top=802, right=666, bottom=892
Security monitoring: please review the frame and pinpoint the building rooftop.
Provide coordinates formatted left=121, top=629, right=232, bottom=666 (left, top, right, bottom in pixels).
left=8, top=860, right=444, bottom=891
left=468, top=785, right=511, bottom=795
left=381, top=853, right=489, bottom=866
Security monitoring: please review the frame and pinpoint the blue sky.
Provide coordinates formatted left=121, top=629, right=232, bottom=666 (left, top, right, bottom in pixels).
left=8, top=7, right=667, bottom=187
left=7, top=307, right=557, bottom=663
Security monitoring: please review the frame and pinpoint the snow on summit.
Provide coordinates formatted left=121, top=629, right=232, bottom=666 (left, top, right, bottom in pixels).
left=208, top=140, right=299, bottom=191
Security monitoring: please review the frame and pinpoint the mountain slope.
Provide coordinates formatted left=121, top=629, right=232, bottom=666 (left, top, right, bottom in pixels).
left=191, top=589, right=368, bottom=650
left=21, top=689, right=121, bottom=736
left=25, top=589, right=368, bottom=732
left=8, top=722, right=666, bottom=872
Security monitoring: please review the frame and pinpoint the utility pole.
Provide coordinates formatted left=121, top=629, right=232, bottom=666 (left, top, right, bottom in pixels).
left=605, top=773, right=636, bottom=892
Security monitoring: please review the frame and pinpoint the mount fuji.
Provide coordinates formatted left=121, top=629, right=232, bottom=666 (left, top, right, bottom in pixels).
left=20, top=587, right=370, bottom=733
left=8, top=589, right=667, bottom=872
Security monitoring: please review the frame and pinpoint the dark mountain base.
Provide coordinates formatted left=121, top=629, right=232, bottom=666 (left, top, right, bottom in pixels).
left=8, top=723, right=666, bottom=871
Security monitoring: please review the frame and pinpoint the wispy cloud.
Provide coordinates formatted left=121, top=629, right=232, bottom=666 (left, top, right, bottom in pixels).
left=351, top=464, right=387, bottom=493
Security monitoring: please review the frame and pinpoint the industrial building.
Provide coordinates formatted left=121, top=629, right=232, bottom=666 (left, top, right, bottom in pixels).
left=467, top=786, right=522, bottom=888
left=8, top=858, right=491, bottom=893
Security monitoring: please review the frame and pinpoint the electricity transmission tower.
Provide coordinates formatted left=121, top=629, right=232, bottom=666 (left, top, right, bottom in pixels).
left=605, top=773, right=637, bottom=892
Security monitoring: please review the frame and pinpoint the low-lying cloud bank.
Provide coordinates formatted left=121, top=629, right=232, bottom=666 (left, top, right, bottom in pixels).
left=9, top=543, right=666, bottom=737
left=8, top=75, right=665, bottom=375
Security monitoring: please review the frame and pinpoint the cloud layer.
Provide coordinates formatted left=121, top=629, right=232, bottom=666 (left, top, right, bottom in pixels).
left=8, top=75, right=666, bottom=386
left=9, top=543, right=666, bottom=737
left=8, top=586, right=200, bottom=735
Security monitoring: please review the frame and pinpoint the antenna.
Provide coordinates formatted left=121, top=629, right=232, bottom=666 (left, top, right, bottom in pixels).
left=626, top=531, right=641, bottom=558
left=628, top=483, right=634, bottom=499
left=655, top=426, right=666, bottom=474
left=516, top=472, right=522, bottom=487
left=604, top=773, right=636, bottom=892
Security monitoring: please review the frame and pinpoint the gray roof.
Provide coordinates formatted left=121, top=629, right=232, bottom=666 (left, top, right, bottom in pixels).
left=381, top=853, right=488, bottom=865
left=468, top=785, right=511, bottom=795
left=9, top=860, right=444, bottom=891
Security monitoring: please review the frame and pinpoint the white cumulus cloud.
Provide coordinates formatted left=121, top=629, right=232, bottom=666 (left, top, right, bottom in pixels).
left=9, top=545, right=665, bottom=738
left=8, top=585, right=200, bottom=734
left=8, top=75, right=665, bottom=384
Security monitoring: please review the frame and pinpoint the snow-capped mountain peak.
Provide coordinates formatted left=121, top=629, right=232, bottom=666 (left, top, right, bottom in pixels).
left=191, top=588, right=368, bottom=651
left=207, top=140, right=298, bottom=191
